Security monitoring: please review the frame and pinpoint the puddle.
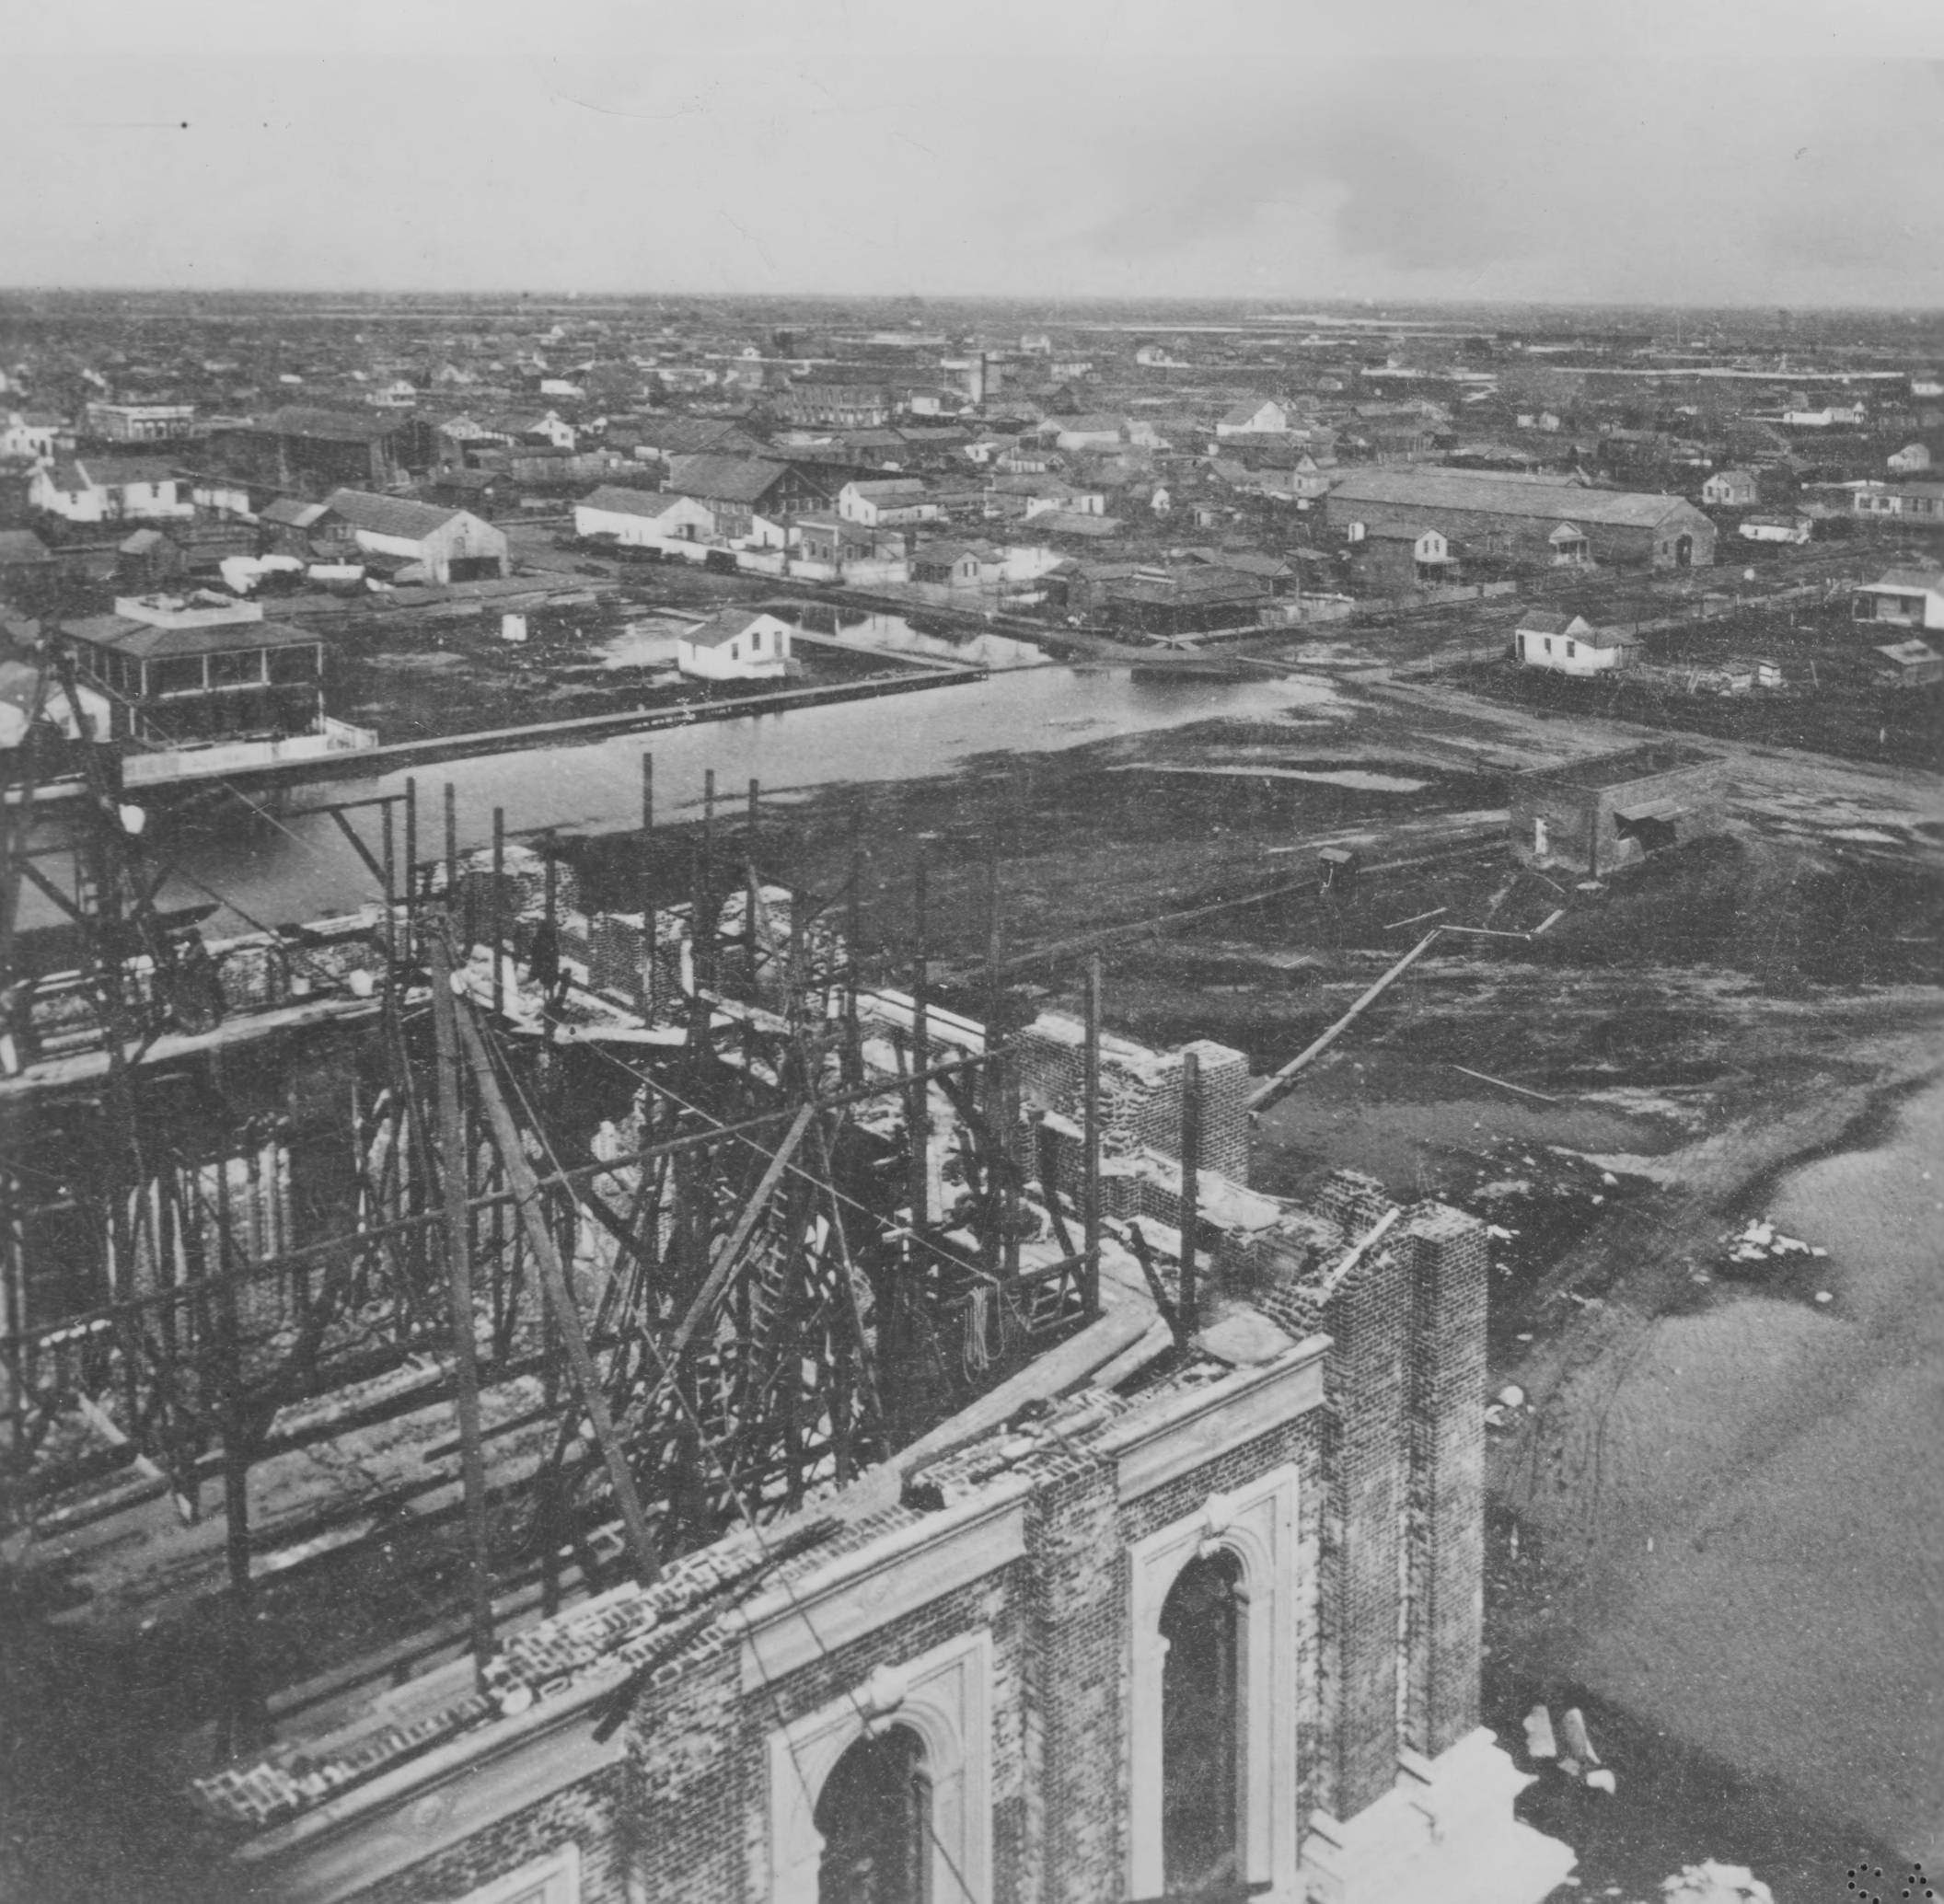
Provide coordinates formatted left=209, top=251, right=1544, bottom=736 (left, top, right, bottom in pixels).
left=1280, top=767, right=1426, bottom=792
left=1106, top=764, right=1426, bottom=791
left=596, top=621, right=688, bottom=670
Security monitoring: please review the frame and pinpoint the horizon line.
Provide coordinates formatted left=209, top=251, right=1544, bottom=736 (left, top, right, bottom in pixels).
left=1, top=285, right=1941, bottom=317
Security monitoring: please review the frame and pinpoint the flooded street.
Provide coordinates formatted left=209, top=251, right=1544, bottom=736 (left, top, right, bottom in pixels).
left=126, top=666, right=1340, bottom=934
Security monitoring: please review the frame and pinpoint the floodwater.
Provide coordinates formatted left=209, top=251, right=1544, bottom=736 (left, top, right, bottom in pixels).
left=595, top=617, right=690, bottom=670
left=817, top=610, right=1050, bottom=672
left=1545, top=1073, right=1944, bottom=1869
left=122, top=666, right=1337, bottom=934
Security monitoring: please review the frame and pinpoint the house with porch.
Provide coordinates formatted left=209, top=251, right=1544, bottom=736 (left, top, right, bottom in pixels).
left=1851, top=563, right=1944, bottom=631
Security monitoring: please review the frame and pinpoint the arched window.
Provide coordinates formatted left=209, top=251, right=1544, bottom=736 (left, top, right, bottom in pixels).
left=1126, top=1467, right=1300, bottom=1901
left=816, top=1725, right=932, bottom=1904
left=1160, top=1548, right=1245, bottom=1894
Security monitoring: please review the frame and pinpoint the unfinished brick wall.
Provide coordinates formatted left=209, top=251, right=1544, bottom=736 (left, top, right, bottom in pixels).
left=1013, top=1017, right=1250, bottom=1185
left=346, top=1763, right=630, bottom=1904
left=1028, top=1461, right=1124, bottom=1904
left=1401, top=1201, right=1487, bottom=1759
left=1247, top=1171, right=1488, bottom=1823
left=631, top=1641, right=746, bottom=1904
left=629, top=1565, right=1035, bottom=1904
left=1118, top=1411, right=1331, bottom=1831
left=307, top=1178, right=1489, bottom=1904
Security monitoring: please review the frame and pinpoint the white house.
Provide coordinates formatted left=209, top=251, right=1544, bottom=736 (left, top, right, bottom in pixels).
left=319, top=490, right=507, bottom=584
left=1781, top=401, right=1866, bottom=427
left=1738, top=513, right=1811, bottom=545
left=1150, top=484, right=1172, bottom=516
left=837, top=479, right=937, bottom=527
left=1513, top=608, right=1639, bottom=675
left=1051, top=415, right=1124, bottom=453
left=677, top=610, right=793, bottom=682
left=2, top=411, right=64, bottom=461
left=1216, top=398, right=1290, bottom=438
left=1851, top=564, right=1944, bottom=632
left=574, top=486, right=717, bottom=552
left=1700, top=468, right=1760, bottom=508
left=1888, top=443, right=1933, bottom=474
left=30, top=456, right=193, bottom=525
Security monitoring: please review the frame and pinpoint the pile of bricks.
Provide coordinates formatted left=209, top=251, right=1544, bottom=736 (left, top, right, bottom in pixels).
left=191, top=1528, right=787, bottom=1832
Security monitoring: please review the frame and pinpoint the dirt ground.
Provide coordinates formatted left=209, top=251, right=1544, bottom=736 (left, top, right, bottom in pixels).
left=4, top=650, right=1937, bottom=1900
left=646, top=665, right=1940, bottom=1899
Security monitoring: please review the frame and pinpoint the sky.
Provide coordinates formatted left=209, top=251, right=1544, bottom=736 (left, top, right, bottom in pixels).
left=4, top=0, right=1943, bottom=307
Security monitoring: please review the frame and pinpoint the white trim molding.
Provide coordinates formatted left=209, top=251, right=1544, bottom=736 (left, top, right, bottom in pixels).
left=1098, top=1338, right=1326, bottom=1502
left=767, top=1627, right=993, bottom=1904
left=1127, top=1464, right=1301, bottom=1904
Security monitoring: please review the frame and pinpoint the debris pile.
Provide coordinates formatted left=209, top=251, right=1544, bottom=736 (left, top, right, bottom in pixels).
left=1660, top=1863, right=1776, bottom=1904
left=1717, top=1217, right=1828, bottom=1275
left=1522, top=1701, right=1614, bottom=1793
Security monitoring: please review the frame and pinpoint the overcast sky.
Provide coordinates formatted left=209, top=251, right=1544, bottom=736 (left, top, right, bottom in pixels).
left=5, top=1, right=1942, bottom=307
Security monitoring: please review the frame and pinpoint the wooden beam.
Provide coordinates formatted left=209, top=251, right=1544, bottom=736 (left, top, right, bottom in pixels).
left=453, top=998, right=661, bottom=1583
left=1246, top=929, right=1443, bottom=1114
left=427, top=931, right=497, bottom=1679
left=661, top=1102, right=817, bottom=1367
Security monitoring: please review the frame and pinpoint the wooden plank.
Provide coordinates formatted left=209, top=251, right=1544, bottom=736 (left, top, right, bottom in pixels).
left=1245, top=929, right=1443, bottom=1114
left=1450, top=1064, right=1559, bottom=1104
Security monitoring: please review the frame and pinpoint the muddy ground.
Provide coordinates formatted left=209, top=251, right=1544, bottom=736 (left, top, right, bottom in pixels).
left=3, top=647, right=1937, bottom=1899
left=582, top=670, right=1938, bottom=1900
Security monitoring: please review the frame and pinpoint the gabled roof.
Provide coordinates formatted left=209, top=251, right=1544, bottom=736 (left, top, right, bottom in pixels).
left=0, top=528, right=52, bottom=564
left=1219, top=399, right=1282, bottom=427
left=1517, top=609, right=1593, bottom=636
left=75, top=455, right=180, bottom=489
left=260, top=496, right=329, bottom=529
left=1874, top=639, right=1940, bottom=666
left=577, top=485, right=688, bottom=520
left=843, top=479, right=928, bottom=500
left=1054, top=415, right=1125, bottom=436
left=664, top=456, right=796, bottom=505
left=680, top=610, right=786, bottom=651
left=1327, top=467, right=1704, bottom=530
left=1858, top=565, right=1944, bottom=595
left=322, top=489, right=469, bottom=540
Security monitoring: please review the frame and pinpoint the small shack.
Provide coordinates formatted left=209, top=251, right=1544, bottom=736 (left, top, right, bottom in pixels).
left=677, top=609, right=793, bottom=682
left=1513, top=607, right=1640, bottom=675
left=1510, top=741, right=1728, bottom=878
left=1870, top=639, right=1944, bottom=690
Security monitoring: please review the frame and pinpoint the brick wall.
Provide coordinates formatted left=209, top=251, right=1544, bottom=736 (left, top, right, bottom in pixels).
left=629, top=1566, right=1035, bottom=1904
left=1028, top=1461, right=1124, bottom=1904
left=347, top=1764, right=630, bottom=1904
left=307, top=1170, right=1489, bottom=1904
left=1401, top=1202, right=1487, bottom=1758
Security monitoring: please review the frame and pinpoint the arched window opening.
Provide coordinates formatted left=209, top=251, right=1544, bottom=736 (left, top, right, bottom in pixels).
left=1161, top=1547, right=1246, bottom=1896
left=816, top=1723, right=932, bottom=1904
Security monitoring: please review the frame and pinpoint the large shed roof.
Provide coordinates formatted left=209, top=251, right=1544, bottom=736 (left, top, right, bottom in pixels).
left=323, top=489, right=469, bottom=540
left=64, top=614, right=318, bottom=661
left=1328, top=467, right=1704, bottom=530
